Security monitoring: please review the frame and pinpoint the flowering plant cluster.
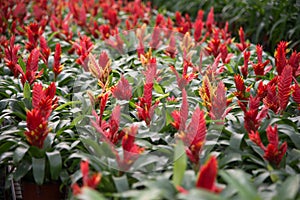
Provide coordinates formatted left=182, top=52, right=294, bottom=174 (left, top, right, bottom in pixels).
left=0, top=0, right=299, bottom=199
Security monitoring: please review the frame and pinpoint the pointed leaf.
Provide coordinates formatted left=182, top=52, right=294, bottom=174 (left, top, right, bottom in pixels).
left=32, top=157, right=45, bottom=185
left=46, top=151, right=62, bottom=180
left=173, top=140, right=187, bottom=187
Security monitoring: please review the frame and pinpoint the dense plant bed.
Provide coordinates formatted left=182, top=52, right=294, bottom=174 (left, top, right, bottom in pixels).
left=0, top=0, right=300, bottom=199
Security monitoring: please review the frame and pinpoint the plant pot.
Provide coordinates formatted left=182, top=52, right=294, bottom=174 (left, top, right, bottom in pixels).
left=21, top=181, right=65, bottom=200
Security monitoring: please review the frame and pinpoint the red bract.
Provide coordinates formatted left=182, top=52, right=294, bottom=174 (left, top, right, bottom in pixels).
left=4, top=35, right=21, bottom=77
left=275, top=41, right=288, bottom=75
left=233, top=74, right=249, bottom=103
left=278, top=65, right=293, bottom=112
left=73, top=34, right=94, bottom=71
left=236, top=27, right=250, bottom=52
left=253, top=45, right=272, bottom=78
left=104, top=8, right=119, bottom=28
left=19, top=48, right=43, bottom=85
left=292, top=81, right=300, bottom=109
left=164, top=33, right=177, bottom=58
left=136, top=58, right=159, bottom=126
left=39, top=36, right=51, bottom=65
left=116, top=125, right=144, bottom=171
left=25, top=109, right=49, bottom=148
left=209, top=82, right=231, bottom=124
left=68, top=0, right=87, bottom=26
left=88, top=53, right=111, bottom=88
left=25, top=22, right=43, bottom=51
left=72, top=160, right=102, bottom=195
left=53, top=43, right=63, bottom=77
left=196, top=156, right=221, bottom=193
left=240, top=95, right=268, bottom=133
left=205, top=7, right=214, bottom=33
left=150, top=26, right=161, bottom=50
left=105, top=29, right=124, bottom=54
left=241, top=51, right=250, bottom=78
left=32, top=82, right=58, bottom=119
left=194, top=14, right=203, bottom=42
left=178, top=107, right=207, bottom=164
left=289, top=51, right=300, bottom=77
left=91, top=105, right=123, bottom=144
left=171, top=89, right=188, bottom=131
left=170, top=60, right=197, bottom=90
left=112, top=76, right=132, bottom=100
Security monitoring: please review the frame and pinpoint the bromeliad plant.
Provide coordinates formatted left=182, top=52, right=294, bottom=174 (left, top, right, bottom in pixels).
left=1, top=0, right=300, bottom=199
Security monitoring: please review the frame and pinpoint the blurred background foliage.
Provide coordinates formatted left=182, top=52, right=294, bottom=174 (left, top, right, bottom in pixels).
left=150, top=0, right=300, bottom=53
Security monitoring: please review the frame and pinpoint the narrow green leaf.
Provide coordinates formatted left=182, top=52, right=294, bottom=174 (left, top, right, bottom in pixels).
left=23, top=82, right=31, bottom=99
left=220, top=170, right=261, bottom=200
left=54, top=101, right=81, bottom=111
left=32, top=157, right=45, bottom=185
left=46, top=151, right=62, bottom=180
left=113, top=175, right=129, bottom=192
left=18, top=57, right=26, bottom=73
left=153, top=82, right=164, bottom=94
left=276, top=175, right=300, bottom=200
left=13, top=160, right=32, bottom=181
left=13, top=146, right=29, bottom=163
left=172, top=140, right=187, bottom=187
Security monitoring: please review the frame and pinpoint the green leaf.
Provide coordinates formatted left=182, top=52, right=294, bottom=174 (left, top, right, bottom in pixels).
left=32, top=157, right=45, bottom=185
left=276, top=175, right=300, bottom=200
left=46, top=151, right=62, bottom=180
left=220, top=170, right=261, bottom=200
left=173, top=140, right=187, bottom=187
left=153, top=82, right=165, bottom=94
left=178, top=188, right=225, bottom=200
left=13, top=146, right=29, bottom=164
left=18, top=57, right=26, bottom=73
left=113, top=175, right=129, bottom=192
left=23, top=82, right=31, bottom=99
left=54, top=101, right=81, bottom=111
left=77, top=187, right=105, bottom=200
left=13, top=160, right=32, bottom=181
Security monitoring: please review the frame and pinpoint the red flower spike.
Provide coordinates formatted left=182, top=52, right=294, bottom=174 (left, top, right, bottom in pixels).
left=292, top=81, right=300, bottom=109
left=170, top=60, right=197, bottom=90
left=112, top=76, right=132, bottom=100
left=236, top=27, right=250, bottom=52
left=165, top=33, right=177, bottom=58
left=73, top=34, right=94, bottom=71
left=263, top=85, right=279, bottom=113
left=249, top=131, right=265, bottom=150
left=53, top=43, right=63, bottom=77
left=256, top=44, right=263, bottom=64
left=136, top=58, right=159, bottom=125
left=275, top=41, right=288, bottom=75
left=264, top=125, right=287, bottom=166
left=194, top=18, right=203, bottom=42
left=25, top=109, right=49, bottom=148
left=98, top=51, right=110, bottom=69
left=19, top=48, right=42, bottom=85
left=171, top=88, right=188, bottom=131
left=4, top=35, right=21, bottom=77
left=150, top=26, right=161, bottom=50
left=105, top=9, right=119, bottom=28
left=180, top=107, right=206, bottom=164
left=155, top=14, right=165, bottom=27
left=116, top=125, right=144, bottom=171
left=209, top=81, right=230, bottom=123
left=241, top=51, right=250, bottom=77
left=39, top=36, right=51, bottom=65
left=288, top=51, right=300, bottom=77
left=26, top=48, right=39, bottom=72
left=32, top=82, right=57, bottom=119
left=72, top=160, right=101, bottom=195
left=278, top=65, right=293, bottom=112
left=196, top=156, right=221, bottom=193
left=233, top=74, right=247, bottom=101
left=206, top=7, right=214, bottom=33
